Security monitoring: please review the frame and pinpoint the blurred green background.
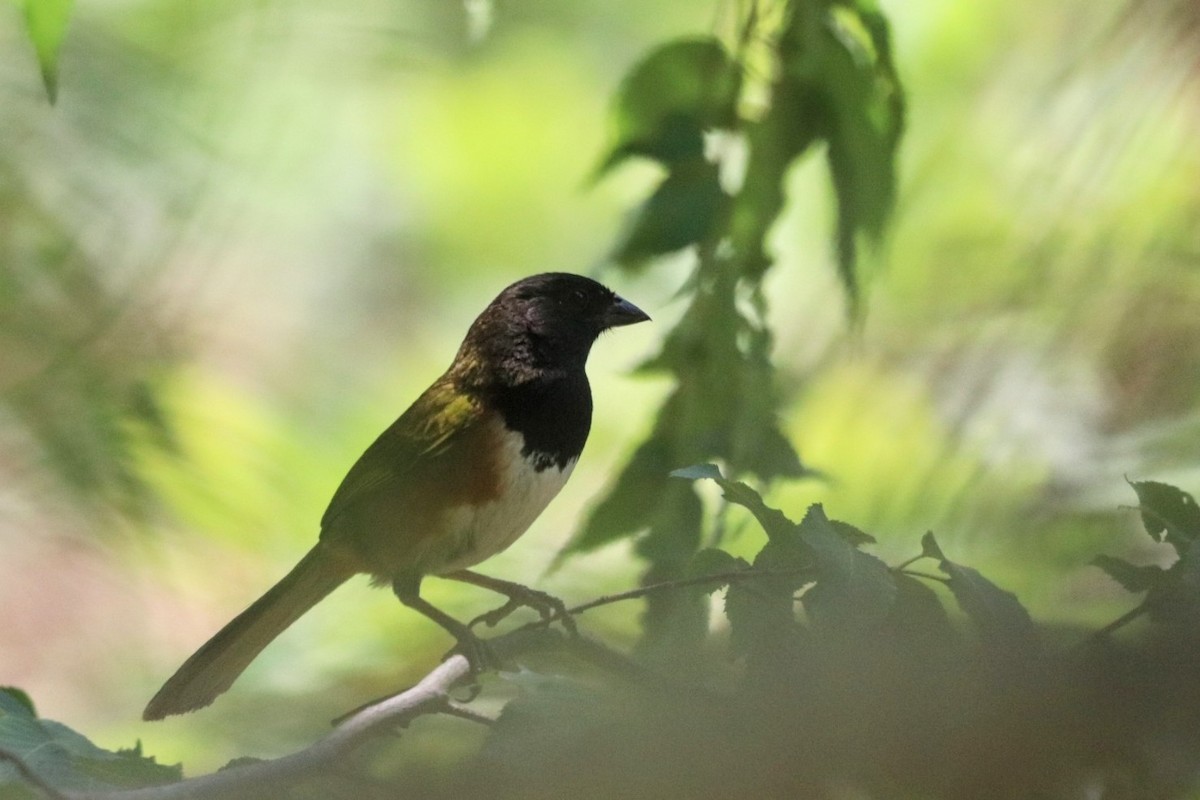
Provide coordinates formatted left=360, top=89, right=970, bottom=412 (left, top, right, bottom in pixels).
left=2, top=0, right=1198, bottom=775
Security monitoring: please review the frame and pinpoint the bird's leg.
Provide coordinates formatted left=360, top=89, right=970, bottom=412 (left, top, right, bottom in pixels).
left=443, top=569, right=578, bottom=636
left=392, top=575, right=501, bottom=671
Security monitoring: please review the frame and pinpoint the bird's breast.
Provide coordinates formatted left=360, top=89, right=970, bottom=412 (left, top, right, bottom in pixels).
left=429, top=425, right=576, bottom=574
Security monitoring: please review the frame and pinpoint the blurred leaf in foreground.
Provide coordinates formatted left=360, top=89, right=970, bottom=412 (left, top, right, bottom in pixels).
left=0, top=688, right=180, bottom=793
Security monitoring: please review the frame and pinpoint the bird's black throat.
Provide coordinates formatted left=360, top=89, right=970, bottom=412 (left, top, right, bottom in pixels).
left=486, top=372, right=592, bottom=472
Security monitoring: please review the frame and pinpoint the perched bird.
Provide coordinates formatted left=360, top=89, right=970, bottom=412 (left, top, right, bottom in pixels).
left=144, top=273, right=649, bottom=720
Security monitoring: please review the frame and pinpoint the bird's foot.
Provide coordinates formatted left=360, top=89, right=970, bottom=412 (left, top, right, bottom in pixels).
left=469, top=584, right=577, bottom=636
left=445, top=628, right=504, bottom=673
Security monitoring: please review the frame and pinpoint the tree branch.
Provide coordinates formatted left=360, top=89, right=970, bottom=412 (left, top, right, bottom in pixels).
left=69, top=654, right=473, bottom=800
left=56, top=566, right=804, bottom=800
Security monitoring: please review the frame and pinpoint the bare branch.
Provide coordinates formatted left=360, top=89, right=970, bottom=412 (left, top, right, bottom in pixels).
left=67, top=655, right=473, bottom=800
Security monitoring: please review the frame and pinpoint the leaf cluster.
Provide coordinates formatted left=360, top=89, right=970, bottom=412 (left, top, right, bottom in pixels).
left=443, top=475, right=1200, bottom=800
left=1093, top=480, right=1200, bottom=624
left=9, top=478, right=1200, bottom=800
left=563, top=0, right=904, bottom=658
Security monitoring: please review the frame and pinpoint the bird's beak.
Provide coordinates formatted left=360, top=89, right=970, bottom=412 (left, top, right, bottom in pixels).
left=604, top=295, right=651, bottom=328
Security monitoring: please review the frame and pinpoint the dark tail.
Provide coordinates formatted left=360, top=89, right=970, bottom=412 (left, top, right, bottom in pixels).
left=143, top=545, right=353, bottom=720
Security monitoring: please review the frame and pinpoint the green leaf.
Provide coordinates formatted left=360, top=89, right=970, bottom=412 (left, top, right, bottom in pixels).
left=1146, top=540, right=1200, bottom=623
left=560, top=435, right=674, bottom=559
left=728, top=75, right=822, bottom=279
left=749, top=1, right=903, bottom=304
left=920, top=531, right=945, bottom=561
left=939, top=560, right=1037, bottom=650
left=685, top=548, right=750, bottom=594
left=672, top=458, right=800, bottom=542
left=1128, top=480, right=1200, bottom=553
left=670, top=463, right=724, bottom=481
left=718, top=481, right=799, bottom=543
left=634, top=483, right=709, bottom=661
left=21, top=0, right=74, bottom=103
left=634, top=480, right=704, bottom=563
left=830, top=519, right=875, bottom=547
left=595, top=37, right=740, bottom=177
left=0, top=688, right=180, bottom=792
left=0, top=688, right=35, bottom=717
left=612, top=160, right=729, bottom=268
left=725, top=565, right=799, bottom=660
left=687, top=547, right=745, bottom=577
left=887, top=574, right=954, bottom=644
left=798, top=505, right=896, bottom=632
left=1091, top=555, right=1166, bottom=594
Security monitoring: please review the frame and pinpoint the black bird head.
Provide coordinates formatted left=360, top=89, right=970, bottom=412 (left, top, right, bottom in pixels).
left=457, top=273, right=650, bottom=385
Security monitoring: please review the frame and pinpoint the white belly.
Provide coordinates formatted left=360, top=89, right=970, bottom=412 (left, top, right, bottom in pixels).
left=428, top=428, right=576, bottom=574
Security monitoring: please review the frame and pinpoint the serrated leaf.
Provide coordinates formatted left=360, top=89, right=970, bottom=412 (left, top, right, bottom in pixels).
left=670, top=457, right=800, bottom=543
left=939, top=560, right=1037, bottom=650
left=22, top=0, right=74, bottom=103
left=830, top=519, right=875, bottom=547
left=595, top=37, right=739, bottom=177
left=0, top=688, right=179, bottom=792
left=1129, top=480, right=1200, bottom=553
left=1091, top=555, right=1165, bottom=594
left=920, top=531, right=945, bottom=561
left=798, top=505, right=896, bottom=631
left=717, top=480, right=799, bottom=543
left=758, top=1, right=903, bottom=305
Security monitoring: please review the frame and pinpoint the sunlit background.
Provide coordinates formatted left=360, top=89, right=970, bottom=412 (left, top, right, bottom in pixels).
left=2, top=0, right=1198, bottom=774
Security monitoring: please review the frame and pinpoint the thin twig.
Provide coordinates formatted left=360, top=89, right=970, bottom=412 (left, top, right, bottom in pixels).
left=535, top=566, right=810, bottom=625
left=899, top=569, right=951, bottom=584
left=0, top=747, right=69, bottom=800
left=893, top=553, right=926, bottom=572
left=1092, top=603, right=1149, bottom=640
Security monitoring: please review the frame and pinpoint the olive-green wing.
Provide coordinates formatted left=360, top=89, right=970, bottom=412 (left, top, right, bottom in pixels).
left=318, top=380, right=483, bottom=532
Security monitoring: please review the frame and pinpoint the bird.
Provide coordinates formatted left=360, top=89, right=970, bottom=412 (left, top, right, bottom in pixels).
left=143, top=272, right=649, bottom=720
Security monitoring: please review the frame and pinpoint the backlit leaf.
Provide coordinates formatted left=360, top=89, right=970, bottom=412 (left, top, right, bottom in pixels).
left=1091, top=555, right=1165, bottom=594
left=595, top=37, right=739, bottom=177
left=940, top=560, right=1037, bottom=650
left=612, top=159, right=729, bottom=268
left=799, top=505, right=896, bottom=631
left=1129, top=480, right=1200, bottom=554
